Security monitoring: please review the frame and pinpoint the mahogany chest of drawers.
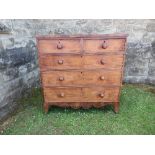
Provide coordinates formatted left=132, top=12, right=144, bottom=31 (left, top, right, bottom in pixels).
left=37, top=34, right=127, bottom=113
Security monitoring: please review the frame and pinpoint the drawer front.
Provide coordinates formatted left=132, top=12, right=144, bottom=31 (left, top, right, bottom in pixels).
left=40, top=55, right=123, bottom=71
left=82, top=70, right=121, bottom=86
left=83, top=55, right=123, bottom=69
left=42, top=70, right=121, bottom=86
left=44, top=87, right=82, bottom=102
left=38, top=39, right=81, bottom=53
left=42, top=71, right=83, bottom=86
left=84, top=39, right=125, bottom=53
left=82, top=87, right=119, bottom=102
left=43, top=87, right=119, bottom=102
left=40, top=55, right=82, bottom=70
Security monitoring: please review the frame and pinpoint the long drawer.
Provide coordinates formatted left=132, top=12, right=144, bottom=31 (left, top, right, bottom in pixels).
left=40, top=54, right=124, bottom=70
left=41, top=70, right=121, bottom=86
left=43, top=87, right=119, bottom=102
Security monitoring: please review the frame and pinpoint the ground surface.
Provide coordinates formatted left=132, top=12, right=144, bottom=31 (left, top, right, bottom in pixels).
left=0, top=84, right=155, bottom=135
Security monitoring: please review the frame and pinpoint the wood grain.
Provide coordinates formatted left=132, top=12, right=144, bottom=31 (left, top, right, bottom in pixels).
left=40, top=55, right=82, bottom=70
left=84, top=39, right=125, bottom=52
left=46, top=102, right=112, bottom=109
left=42, top=70, right=121, bottom=86
left=36, top=33, right=128, bottom=40
left=83, top=55, right=123, bottom=69
left=82, top=87, right=119, bottom=102
left=43, top=87, right=119, bottom=102
left=40, top=54, right=123, bottom=71
left=44, top=87, right=82, bottom=102
left=38, top=39, right=81, bottom=53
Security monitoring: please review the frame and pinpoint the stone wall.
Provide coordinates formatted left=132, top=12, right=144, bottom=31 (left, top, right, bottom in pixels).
left=0, top=19, right=155, bottom=120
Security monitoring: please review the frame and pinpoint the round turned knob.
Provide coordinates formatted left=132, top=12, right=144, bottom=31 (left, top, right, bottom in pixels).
left=100, top=59, right=105, bottom=65
left=102, top=40, right=108, bottom=49
left=57, top=41, right=63, bottom=49
left=58, top=60, right=63, bottom=64
left=100, top=76, right=105, bottom=80
left=59, top=76, right=64, bottom=81
left=59, top=93, right=65, bottom=97
left=99, top=93, right=105, bottom=98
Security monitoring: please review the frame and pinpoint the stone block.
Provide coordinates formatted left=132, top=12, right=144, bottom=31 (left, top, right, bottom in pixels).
left=147, top=76, right=155, bottom=85
left=0, top=50, right=10, bottom=70
left=124, top=76, right=147, bottom=84
left=0, top=22, right=11, bottom=33
left=147, top=22, right=155, bottom=32
left=0, top=40, right=4, bottom=52
left=0, top=101, right=17, bottom=121
left=148, top=58, right=155, bottom=76
left=1, top=38, right=14, bottom=49
left=127, top=67, right=148, bottom=76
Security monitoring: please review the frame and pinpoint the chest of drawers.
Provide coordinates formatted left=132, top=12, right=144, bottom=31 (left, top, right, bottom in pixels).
left=37, top=34, right=127, bottom=113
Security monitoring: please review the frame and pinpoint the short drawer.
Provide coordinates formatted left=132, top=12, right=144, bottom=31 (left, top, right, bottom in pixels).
left=83, top=55, right=123, bottom=69
left=44, top=87, right=82, bottom=102
left=38, top=39, right=81, bottom=54
left=40, top=55, right=82, bottom=70
left=83, top=39, right=125, bottom=53
left=42, top=70, right=121, bottom=86
left=42, top=71, right=83, bottom=86
left=82, top=87, right=119, bottom=102
left=82, top=70, right=121, bottom=86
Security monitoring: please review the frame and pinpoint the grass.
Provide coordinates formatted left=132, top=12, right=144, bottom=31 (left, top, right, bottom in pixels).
left=0, top=84, right=155, bottom=135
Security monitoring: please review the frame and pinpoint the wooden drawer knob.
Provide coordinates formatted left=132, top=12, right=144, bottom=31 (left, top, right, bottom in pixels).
left=57, top=41, right=63, bottom=49
left=102, top=40, right=108, bottom=49
left=99, top=93, right=105, bottom=98
left=58, top=60, right=63, bottom=64
left=100, top=59, right=105, bottom=65
left=59, top=76, right=64, bottom=81
left=100, top=76, right=105, bottom=80
left=59, top=93, right=65, bottom=97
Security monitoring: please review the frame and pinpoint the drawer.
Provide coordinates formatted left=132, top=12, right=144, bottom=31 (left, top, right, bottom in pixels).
left=83, top=39, right=125, bottom=53
left=40, top=55, right=123, bottom=71
left=43, top=87, right=119, bottom=102
left=38, top=39, right=81, bottom=54
left=82, top=87, right=119, bottom=102
left=42, top=70, right=121, bottom=86
left=40, top=55, right=82, bottom=70
left=83, top=55, right=123, bottom=69
left=42, top=71, right=83, bottom=86
left=44, top=87, right=82, bottom=102
left=82, top=70, right=121, bottom=85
